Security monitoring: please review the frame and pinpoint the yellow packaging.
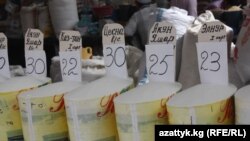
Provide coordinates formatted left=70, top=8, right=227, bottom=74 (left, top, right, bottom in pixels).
left=115, top=99, right=169, bottom=141
left=167, top=84, right=237, bottom=125
left=19, top=94, right=68, bottom=141
left=168, top=98, right=234, bottom=124
left=65, top=81, right=134, bottom=141
left=114, top=82, right=181, bottom=141
left=0, top=76, right=51, bottom=141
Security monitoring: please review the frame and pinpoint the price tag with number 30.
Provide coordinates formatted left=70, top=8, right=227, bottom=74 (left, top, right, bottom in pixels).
left=103, top=44, right=127, bottom=79
left=25, top=50, right=47, bottom=77
left=25, top=29, right=47, bottom=78
left=102, top=23, right=128, bottom=79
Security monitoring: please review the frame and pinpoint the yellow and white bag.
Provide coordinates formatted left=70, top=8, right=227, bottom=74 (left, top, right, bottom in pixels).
left=0, top=76, right=51, bottom=141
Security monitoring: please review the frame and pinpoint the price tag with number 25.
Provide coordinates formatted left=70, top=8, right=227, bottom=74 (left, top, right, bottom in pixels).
left=146, top=44, right=175, bottom=82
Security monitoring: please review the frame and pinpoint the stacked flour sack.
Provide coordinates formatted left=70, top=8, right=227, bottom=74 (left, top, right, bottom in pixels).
left=0, top=76, right=51, bottom=141
left=64, top=23, right=134, bottom=141
left=178, top=11, right=243, bottom=89
left=114, top=21, right=184, bottom=141
left=167, top=17, right=238, bottom=124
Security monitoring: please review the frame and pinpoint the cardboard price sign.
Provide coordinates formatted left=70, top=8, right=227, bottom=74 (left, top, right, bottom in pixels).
left=102, top=23, right=128, bottom=79
left=59, top=30, right=82, bottom=82
left=25, top=50, right=47, bottom=78
left=25, top=28, right=44, bottom=50
left=149, top=21, right=176, bottom=45
left=59, top=30, right=82, bottom=52
left=197, top=21, right=228, bottom=85
left=146, top=22, right=176, bottom=82
left=24, top=29, right=47, bottom=78
left=198, top=21, right=226, bottom=42
left=0, top=33, right=10, bottom=78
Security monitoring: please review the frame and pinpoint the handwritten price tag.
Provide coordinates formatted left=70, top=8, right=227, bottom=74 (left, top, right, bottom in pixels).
left=198, top=21, right=226, bottom=42
left=25, top=28, right=44, bottom=50
left=197, top=21, right=228, bottom=85
left=0, top=33, right=11, bottom=78
left=59, top=51, right=82, bottom=82
left=25, top=29, right=47, bottom=78
left=145, top=22, right=176, bottom=82
left=149, top=22, right=176, bottom=45
left=196, top=42, right=228, bottom=85
left=146, top=44, right=175, bottom=82
left=103, top=44, right=128, bottom=79
left=25, top=50, right=47, bottom=78
left=102, top=23, right=128, bottom=79
left=59, top=30, right=82, bottom=82
left=59, top=30, right=82, bottom=52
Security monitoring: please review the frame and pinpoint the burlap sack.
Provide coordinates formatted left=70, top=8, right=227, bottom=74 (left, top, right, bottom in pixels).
left=178, top=11, right=243, bottom=90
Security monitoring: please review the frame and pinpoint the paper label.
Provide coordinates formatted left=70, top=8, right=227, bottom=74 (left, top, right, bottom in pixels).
left=168, top=98, right=234, bottom=125
left=103, top=44, right=128, bottom=79
left=59, top=51, right=82, bottom=82
left=145, top=44, right=175, bottom=82
left=102, top=23, right=125, bottom=45
left=0, top=33, right=11, bottom=78
left=196, top=42, right=228, bottom=85
left=198, top=21, right=226, bottom=42
left=25, top=29, right=44, bottom=51
left=59, top=31, right=82, bottom=52
left=25, top=50, right=47, bottom=78
left=149, top=22, right=176, bottom=45
left=59, top=31, right=82, bottom=82
left=19, top=94, right=69, bottom=141
left=102, top=24, right=127, bottom=79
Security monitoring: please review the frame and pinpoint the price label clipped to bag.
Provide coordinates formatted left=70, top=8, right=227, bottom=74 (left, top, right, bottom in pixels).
left=196, top=21, right=228, bottom=85
left=0, top=33, right=11, bottom=78
left=102, top=23, right=128, bottom=79
left=25, top=28, right=47, bottom=78
left=59, top=30, right=82, bottom=82
left=146, top=22, right=176, bottom=82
